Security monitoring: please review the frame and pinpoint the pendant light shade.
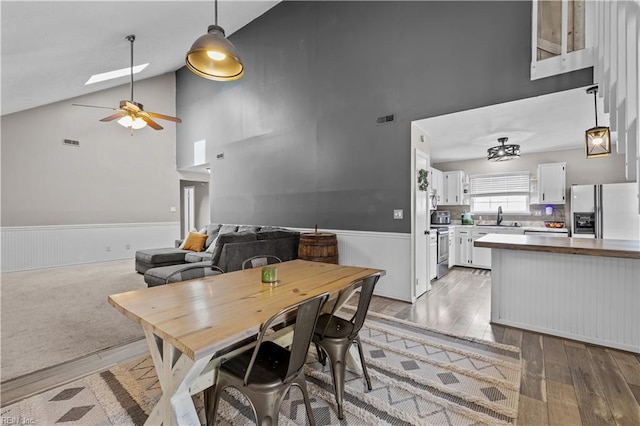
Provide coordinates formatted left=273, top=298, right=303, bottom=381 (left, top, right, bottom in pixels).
left=585, top=86, right=611, bottom=158
left=487, top=137, right=520, bottom=161
left=185, top=0, right=244, bottom=81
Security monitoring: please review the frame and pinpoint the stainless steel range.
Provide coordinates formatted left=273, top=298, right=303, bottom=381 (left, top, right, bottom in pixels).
left=430, top=211, right=451, bottom=279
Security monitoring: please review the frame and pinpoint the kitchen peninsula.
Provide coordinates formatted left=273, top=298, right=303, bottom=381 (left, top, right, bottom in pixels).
left=475, top=234, right=640, bottom=353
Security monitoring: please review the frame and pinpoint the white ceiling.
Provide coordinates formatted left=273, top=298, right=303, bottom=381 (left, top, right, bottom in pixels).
left=415, top=86, right=608, bottom=163
left=1, top=1, right=280, bottom=116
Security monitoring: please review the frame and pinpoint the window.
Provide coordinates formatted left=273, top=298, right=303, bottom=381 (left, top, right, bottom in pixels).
left=469, top=172, right=530, bottom=214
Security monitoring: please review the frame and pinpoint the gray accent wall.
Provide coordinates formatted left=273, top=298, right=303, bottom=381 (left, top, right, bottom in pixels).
left=176, top=1, right=593, bottom=233
left=1, top=73, right=181, bottom=226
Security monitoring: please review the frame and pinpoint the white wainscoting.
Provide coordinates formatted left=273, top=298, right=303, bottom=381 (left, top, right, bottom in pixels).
left=291, top=228, right=412, bottom=302
left=0, top=222, right=180, bottom=273
left=491, top=249, right=640, bottom=353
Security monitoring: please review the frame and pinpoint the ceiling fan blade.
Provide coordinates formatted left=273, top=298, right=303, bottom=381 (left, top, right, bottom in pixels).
left=147, top=111, right=182, bottom=123
left=100, top=112, right=126, bottom=122
left=142, top=116, right=163, bottom=130
left=72, top=103, right=118, bottom=110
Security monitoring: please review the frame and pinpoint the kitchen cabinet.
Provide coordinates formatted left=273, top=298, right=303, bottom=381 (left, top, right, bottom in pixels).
left=471, top=230, right=491, bottom=269
left=429, top=232, right=437, bottom=280
left=456, top=229, right=472, bottom=266
left=537, top=162, right=566, bottom=204
left=448, top=227, right=456, bottom=267
left=455, top=226, right=524, bottom=269
left=430, top=168, right=444, bottom=203
left=444, top=171, right=467, bottom=205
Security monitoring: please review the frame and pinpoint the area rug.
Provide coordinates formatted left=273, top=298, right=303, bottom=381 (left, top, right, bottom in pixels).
left=1, top=311, right=521, bottom=425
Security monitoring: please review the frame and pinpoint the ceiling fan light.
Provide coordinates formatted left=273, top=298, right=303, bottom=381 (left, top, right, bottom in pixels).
left=186, top=25, right=244, bottom=81
left=585, top=126, right=611, bottom=158
left=118, top=115, right=147, bottom=130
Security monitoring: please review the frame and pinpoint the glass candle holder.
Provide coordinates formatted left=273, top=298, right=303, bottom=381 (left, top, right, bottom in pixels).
left=261, top=265, right=278, bottom=284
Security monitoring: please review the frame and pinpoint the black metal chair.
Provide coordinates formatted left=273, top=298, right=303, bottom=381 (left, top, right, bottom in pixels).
left=241, top=255, right=282, bottom=270
left=312, top=273, right=381, bottom=419
left=164, top=264, right=224, bottom=284
left=205, top=291, right=329, bottom=426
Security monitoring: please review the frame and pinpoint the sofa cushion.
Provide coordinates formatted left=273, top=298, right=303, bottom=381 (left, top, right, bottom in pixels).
left=181, top=231, right=208, bottom=252
left=206, top=224, right=239, bottom=253
left=211, top=232, right=258, bottom=266
left=201, top=224, right=222, bottom=249
left=257, top=227, right=300, bottom=240
left=238, top=225, right=261, bottom=233
left=136, top=248, right=190, bottom=264
left=185, top=252, right=213, bottom=263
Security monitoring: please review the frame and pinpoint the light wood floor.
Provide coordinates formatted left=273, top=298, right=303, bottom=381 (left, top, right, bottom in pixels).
left=3, top=267, right=640, bottom=425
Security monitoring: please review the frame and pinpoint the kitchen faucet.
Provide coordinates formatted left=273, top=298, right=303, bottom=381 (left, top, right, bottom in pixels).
left=497, top=206, right=503, bottom=226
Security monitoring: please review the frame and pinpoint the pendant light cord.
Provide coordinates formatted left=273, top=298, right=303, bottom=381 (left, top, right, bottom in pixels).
left=215, top=0, right=218, bottom=26
left=593, top=89, right=598, bottom=126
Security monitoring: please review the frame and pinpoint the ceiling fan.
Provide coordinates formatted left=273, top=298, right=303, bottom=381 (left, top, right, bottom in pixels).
left=73, top=35, right=182, bottom=133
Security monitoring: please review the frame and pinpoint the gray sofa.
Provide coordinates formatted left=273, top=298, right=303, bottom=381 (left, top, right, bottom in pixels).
left=136, top=224, right=300, bottom=287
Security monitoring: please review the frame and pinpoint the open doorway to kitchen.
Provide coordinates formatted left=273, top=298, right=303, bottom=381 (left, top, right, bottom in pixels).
left=180, top=180, right=210, bottom=238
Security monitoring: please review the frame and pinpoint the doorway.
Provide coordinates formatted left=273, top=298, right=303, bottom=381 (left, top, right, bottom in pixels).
left=180, top=180, right=210, bottom=238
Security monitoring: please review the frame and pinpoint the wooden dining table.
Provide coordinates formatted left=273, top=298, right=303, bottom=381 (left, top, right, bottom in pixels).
left=108, top=259, right=385, bottom=426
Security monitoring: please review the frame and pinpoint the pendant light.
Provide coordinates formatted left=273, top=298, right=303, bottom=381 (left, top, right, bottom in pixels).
left=585, top=85, right=611, bottom=158
left=487, top=137, right=520, bottom=161
left=185, top=0, right=244, bottom=81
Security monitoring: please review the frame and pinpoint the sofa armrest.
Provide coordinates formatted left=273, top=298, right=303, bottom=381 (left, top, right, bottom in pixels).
left=175, top=239, right=183, bottom=248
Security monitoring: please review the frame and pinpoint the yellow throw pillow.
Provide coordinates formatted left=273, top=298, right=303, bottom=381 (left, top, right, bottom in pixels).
left=181, top=231, right=208, bottom=252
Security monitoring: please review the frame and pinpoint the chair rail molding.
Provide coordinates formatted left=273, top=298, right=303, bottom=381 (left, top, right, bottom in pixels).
left=0, top=222, right=180, bottom=273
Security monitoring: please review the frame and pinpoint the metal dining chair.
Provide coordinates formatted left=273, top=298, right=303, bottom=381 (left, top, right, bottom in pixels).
left=205, top=291, right=329, bottom=426
left=164, top=264, right=224, bottom=284
left=241, top=255, right=282, bottom=270
left=312, top=273, right=381, bottom=419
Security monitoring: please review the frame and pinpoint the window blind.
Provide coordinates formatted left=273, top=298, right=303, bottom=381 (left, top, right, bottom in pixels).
left=469, top=172, right=530, bottom=195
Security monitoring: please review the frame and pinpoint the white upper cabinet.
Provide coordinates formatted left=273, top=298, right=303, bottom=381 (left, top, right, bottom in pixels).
left=430, top=168, right=444, bottom=203
left=538, top=162, right=566, bottom=204
left=444, top=171, right=467, bottom=205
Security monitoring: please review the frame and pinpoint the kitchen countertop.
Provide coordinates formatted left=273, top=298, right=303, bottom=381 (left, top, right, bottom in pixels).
left=446, top=224, right=569, bottom=233
left=474, top=234, right=640, bottom=259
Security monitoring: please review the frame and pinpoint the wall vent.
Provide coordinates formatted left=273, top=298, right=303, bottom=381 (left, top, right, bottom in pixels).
left=63, top=139, right=80, bottom=147
left=376, top=114, right=395, bottom=125
left=216, top=153, right=224, bottom=160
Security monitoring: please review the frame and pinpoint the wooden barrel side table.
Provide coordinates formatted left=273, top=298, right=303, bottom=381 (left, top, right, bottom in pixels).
left=298, top=232, right=339, bottom=264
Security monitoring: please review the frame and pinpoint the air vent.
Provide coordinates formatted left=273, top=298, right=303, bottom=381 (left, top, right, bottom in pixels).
left=376, top=114, right=395, bottom=125
left=216, top=153, right=224, bottom=160
left=63, top=139, right=80, bottom=147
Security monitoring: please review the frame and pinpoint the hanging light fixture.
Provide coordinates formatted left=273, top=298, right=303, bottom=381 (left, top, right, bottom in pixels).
left=185, top=0, right=244, bottom=81
left=585, top=85, right=611, bottom=158
left=487, top=137, right=520, bottom=161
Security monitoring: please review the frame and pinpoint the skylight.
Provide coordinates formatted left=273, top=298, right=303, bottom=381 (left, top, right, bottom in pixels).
left=85, top=63, right=149, bottom=85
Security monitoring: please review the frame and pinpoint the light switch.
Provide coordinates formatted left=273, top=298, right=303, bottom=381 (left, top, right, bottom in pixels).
left=393, top=209, right=404, bottom=219
left=170, top=206, right=177, bottom=212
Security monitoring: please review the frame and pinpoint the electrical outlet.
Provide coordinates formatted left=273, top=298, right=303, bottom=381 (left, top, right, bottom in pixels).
left=106, top=245, right=111, bottom=252
left=393, top=209, right=404, bottom=219
left=125, top=244, right=130, bottom=250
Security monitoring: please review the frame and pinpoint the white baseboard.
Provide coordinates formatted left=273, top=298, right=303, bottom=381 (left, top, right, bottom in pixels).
left=0, top=222, right=180, bottom=273
left=290, top=227, right=412, bottom=302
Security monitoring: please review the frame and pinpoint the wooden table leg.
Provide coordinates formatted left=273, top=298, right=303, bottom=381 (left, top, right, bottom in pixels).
left=143, top=328, right=210, bottom=425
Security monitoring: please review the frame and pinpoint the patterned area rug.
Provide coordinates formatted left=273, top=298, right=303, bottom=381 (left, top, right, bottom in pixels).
left=1, top=311, right=521, bottom=425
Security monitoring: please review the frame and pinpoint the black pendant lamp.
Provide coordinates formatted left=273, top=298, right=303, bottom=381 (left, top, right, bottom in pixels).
left=584, top=86, right=611, bottom=158
left=185, top=0, right=244, bottom=81
left=487, top=137, right=520, bottom=161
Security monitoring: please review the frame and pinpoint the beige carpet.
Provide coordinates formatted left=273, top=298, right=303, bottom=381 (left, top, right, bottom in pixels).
left=1, top=260, right=146, bottom=382
left=2, top=311, right=522, bottom=425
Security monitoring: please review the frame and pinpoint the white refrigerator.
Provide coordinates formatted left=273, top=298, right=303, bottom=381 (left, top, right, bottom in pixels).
left=570, top=183, right=640, bottom=240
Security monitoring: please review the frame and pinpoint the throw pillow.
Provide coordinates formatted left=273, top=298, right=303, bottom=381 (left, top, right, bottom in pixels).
left=181, top=231, right=208, bottom=252
left=179, top=228, right=198, bottom=249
